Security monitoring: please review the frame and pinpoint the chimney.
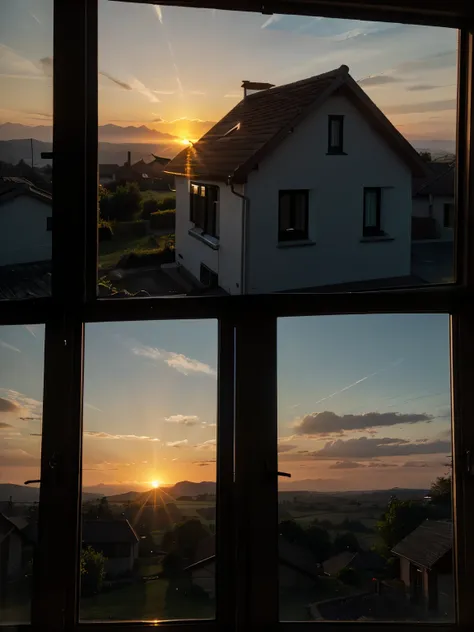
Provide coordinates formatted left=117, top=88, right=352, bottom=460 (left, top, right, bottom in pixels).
left=241, top=80, right=275, bottom=99
left=127, top=151, right=131, bottom=167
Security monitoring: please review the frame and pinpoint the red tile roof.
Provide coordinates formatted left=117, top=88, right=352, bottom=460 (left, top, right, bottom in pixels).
left=165, top=65, right=427, bottom=183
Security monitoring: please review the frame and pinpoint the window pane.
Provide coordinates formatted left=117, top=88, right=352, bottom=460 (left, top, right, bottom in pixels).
left=294, top=193, right=307, bottom=232
left=364, top=190, right=378, bottom=227
left=80, top=320, right=217, bottom=622
left=97, top=3, right=457, bottom=297
left=278, top=315, right=453, bottom=622
left=0, top=1, right=53, bottom=300
left=0, top=324, right=45, bottom=624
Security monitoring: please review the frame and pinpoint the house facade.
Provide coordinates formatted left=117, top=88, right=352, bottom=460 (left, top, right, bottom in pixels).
left=412, top=162, right=455, bottom=241
left=82, top=519, right=139, bottom=578
left=0, top=177, right=52, bottom=267
left=166, top=66, right=426, bottom=294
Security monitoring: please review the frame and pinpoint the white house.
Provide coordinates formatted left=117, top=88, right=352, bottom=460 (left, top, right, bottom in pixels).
left=82, top=519, right=139, bottom=578
left=165, top=65, right=427, bottom=294
left=0, top=177, right=52, bottom=267
left=412, top=162, right=455, bottom=241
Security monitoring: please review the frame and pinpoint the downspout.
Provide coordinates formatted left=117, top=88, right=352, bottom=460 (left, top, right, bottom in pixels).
left=228, top=176, right=250, bottom=294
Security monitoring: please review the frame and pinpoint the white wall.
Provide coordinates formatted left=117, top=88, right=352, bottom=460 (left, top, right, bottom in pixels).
left=0, top=195, right=52, bottom=266
left=245, top=94, right=413, bottom=293
left=174, top=177, right=243, bottom=294
left=412, top=195, right=454, bottom=242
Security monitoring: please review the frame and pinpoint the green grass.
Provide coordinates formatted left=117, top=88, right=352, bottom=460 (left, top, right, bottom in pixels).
left=80, top=579, right=214, bottom=621
left=98, top=234, right=174, bottom=270
left=140, top=190, right=176, bottom=204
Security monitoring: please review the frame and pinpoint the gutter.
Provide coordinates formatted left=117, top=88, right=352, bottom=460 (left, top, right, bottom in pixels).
left=228, top=176, right=250, bottom=295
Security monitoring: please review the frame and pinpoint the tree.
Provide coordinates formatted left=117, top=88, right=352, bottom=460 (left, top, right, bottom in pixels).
left=142, top=198, right=160, bottom=219
left=334, top=532, right=360, bottom=553
left=419, top=151, right=432, bottom=162
left=430, top=475, right=451, bottom=504
left=174, top=519, right=208, bottom=561
left=376, top=497, right=428, bottom=555
left=101, top=182, right=141, bottom=221
left=161, top=552, right=183, bottom=578
left=80, top=546, right=106, bottom=596
left=279, top=520, right=306, bottom=545
left=305, top=525, right=333, bottom=562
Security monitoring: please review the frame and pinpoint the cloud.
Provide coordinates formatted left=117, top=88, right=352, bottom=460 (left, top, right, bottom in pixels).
left=153, top=5, right=163, bottom=24
left=310, top=436, right=451, bottom=459
left=152, top=91, right=175, bottom=95
left=396, top=50, right=457, bottom=74
left=39, top=56, right=53, bottom=77
left=84, top=431, right=160, bottom=441
left=384, top=99, right=456, bottom=115
left=402, top=461, right=431, bottom=468
left=0, top=397, right=21, bottom=413
left=166, top=439, right=189, bottom=448
left=195, top=439, right=216, bottom=450
left=24, top=325, right=38, bottom=338
left=261, top=14, right=283, bottom=29
left=406, top=84, right=444, bottom=92
left=329, top=461, right=365, bottom=469
left=30, top=13, right=41, bottom=25
left=278, top=444, right=298, bottom=453
left=129, top=78, right=160, bottom=103
left=294, top=411, right=432, bottom=435
left=0, top=448, right=39, bottom=466
left=84, top=402, right=103, bottom=413
left=0, top=339, right=21, bottom=353
left=132, top=345, right=217, bottom=377
left=196, top=462, right=210, bottom=467
left=0, top=422, right=13, bottom=428
left=0, top=45, right=44, bottom=79
left=358, top=75, right=400, bottom=86
left=193, top=459, right=216, bottom=466
left=165, top=414, right=200, bottom=426
left=99, top=71, right=132, bottom=91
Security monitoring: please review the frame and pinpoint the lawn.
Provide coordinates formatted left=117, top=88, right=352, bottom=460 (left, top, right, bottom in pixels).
left=98, top=233, right=174, bottom=270
left=80, top=578, right=214, bottom=621
left=141, top=190, right=176, bottom=204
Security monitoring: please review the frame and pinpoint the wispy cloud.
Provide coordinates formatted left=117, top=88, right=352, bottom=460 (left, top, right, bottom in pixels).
left=0, top=44, right=44, bottom=79
left=165, top=414, right=200, bottom=426
left=395, top=50, right=457, bottom=74
left=24, top=325, right=37, bottom=337
left=311, top=436, right=451, bottom=459
left=29, top=13, right=41, bottom=25
left=0, top=340, right=21, bottom=353
left=195, top=439, right=216, bottom=450
left=0, top=397, right=21, bottom=413
left=385, top=99, right=456, bottom=115
left=100, top=71, right=132, bottom=91
left=132, top=345, right=217, bottom=377
left=84, top=431, right=160, bottom=441
left=312, top=359, right=403, bottom=406
left=166, top=439, right=188, bottom=448
left=406, top=84, right=444, bottom=92
left=294, top=411, right=432, bottom=435
left=224, top=93, right=241, bottom=99
left=84, top=402, right=103, bottom=413
left=358, top=75, right=400, bottom=87
left=129, top=78, right=160, bottom=103
left=261, top=14, right=283, bottom=29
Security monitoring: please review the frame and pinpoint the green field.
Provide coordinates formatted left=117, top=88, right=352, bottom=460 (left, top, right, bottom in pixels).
left=99, top=233, right=174, bottom=270
left=140, top=190, right=176, bottom=204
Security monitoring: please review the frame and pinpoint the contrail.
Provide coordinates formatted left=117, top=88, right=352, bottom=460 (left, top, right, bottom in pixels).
left=313, top=358, right=404, bottom=406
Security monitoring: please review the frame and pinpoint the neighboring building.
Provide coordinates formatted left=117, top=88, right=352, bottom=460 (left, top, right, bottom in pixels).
left=165, top=65, right=427, bottom=294
left=0, top=177, right=52, bottom=267
left=82, top=519, right=139, bottom=577
left=99, top=163, right=120, bottom=185
left=0, top=514, right=34, bottom=581
left=323, top=550, right=385, bottom=578
left=185, top=535, right=323, bottom=599
left=392, top=520, right=453, bottom=615
left=113, top=153, right=172, bottom=187
left=412, top=162, right=455, bottom=241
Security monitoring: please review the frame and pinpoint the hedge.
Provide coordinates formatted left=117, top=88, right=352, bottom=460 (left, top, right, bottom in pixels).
left=150, top=209, right=175, bottom=231
left=113, top=220, right=149, bottom=238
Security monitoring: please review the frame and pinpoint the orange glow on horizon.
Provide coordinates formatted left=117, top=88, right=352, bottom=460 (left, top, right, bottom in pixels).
left=151, top=480, right=161, bottom=488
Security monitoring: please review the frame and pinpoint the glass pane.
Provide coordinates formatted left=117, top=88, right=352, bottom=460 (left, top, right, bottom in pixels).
left=0, top=324, right=45, bottom=624
left=80, top=320, right=217, bottom=622
left=96, top=3, right=457, bottom=297
left=278, top=315, right=453, bottom=622
left=0, top=1, right=53, bottom=300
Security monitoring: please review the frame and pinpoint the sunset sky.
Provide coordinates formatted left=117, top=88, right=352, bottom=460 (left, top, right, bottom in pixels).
left=0, top=315, right=451, bottom=493
left=0, top=0, right=457, bottom=144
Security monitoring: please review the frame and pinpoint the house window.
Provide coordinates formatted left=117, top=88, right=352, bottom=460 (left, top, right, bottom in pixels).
left=190, top=183, right=219, bottom=238
left=444, top=203, right=454, bottom=228
left=46, top=217, right=52, bottom=231
left=328, top=115, right=344, bottom=154
left=278, top=190, right=309, bottom=242
left=363, top=187, right=382, bottom=236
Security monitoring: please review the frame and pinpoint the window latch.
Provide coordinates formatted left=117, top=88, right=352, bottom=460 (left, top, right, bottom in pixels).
left=278, top=471, right=291, bottom=478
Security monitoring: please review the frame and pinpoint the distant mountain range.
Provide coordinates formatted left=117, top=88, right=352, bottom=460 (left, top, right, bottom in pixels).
left=0, top=484, right=98, bottom=503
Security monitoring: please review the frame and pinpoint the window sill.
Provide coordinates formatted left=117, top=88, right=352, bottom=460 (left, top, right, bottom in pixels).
left=326, top=151, right=347, bottom=156
left=277, top=239, right=316, bottom=249
left=360, top=235, right=394, bottom=243
left=188, top=228, right=219, bottom=250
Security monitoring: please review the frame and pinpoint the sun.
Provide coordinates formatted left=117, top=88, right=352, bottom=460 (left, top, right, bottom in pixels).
left=151, top=480, right=161, bottom=489
left=180, top=138, right=192, bottom=146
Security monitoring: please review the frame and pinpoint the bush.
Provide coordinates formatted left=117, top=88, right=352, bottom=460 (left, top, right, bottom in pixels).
left=158, top=196, right=176, bottom=211
left=337, top=566, right=359, bottom=586
left=80, top=546, right=106, bottom=597
left=150, top=209, right=175, bottom=231
left=101, top=182, right=142, bottom=221
left=113, top=220, right=149, bottom=238
left=142, top=198, right=160, bottom=219
left=118, top=247, right=175, bottom=269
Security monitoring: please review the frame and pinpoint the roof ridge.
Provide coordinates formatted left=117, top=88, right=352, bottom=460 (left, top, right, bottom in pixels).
left=244, top=65, right=348, bottom=99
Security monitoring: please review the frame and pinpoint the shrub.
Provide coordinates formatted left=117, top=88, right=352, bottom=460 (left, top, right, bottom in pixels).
left=118, top=247, right=175, bottom=269
left=80, top=546, right=106, bottom=597
left=158, top=196, right=176, bottom=211
left=337, top=566, right=359, bottom=586
left=142, top=198, right=160, bottom=219
left=101, top=182, right=142, bottom=221
left=150, top=209, right=175, bottom=231
left=113, top=220, right=149, bottom=238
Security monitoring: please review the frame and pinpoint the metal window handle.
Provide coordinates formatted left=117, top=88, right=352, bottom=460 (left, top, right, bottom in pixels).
left=265, top=462, right=291, bottom=478
left=278, top=471, right=291, bottom=478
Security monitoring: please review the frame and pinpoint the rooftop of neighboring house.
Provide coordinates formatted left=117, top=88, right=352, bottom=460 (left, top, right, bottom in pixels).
left=413, top=161, right=455, bottom=197
left=0, top=176, right=52, bottom=206
left=165, top=65, right=427, bottom=183
left=99, top=163, right=120, bottom=177
left=391, top=520, right=452, bottom=570
left=82, top=519, right=139, bottom=545
left=0, top=261, right=51, bottom=300
left=323, top=550, right=386, bottom=576
left=185, top=535, right=323, bottom=581
left=0, top=513, right=36, bottom=545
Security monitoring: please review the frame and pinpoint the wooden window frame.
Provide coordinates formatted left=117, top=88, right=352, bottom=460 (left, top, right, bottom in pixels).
left=1, top=2, right=474, bottom=632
